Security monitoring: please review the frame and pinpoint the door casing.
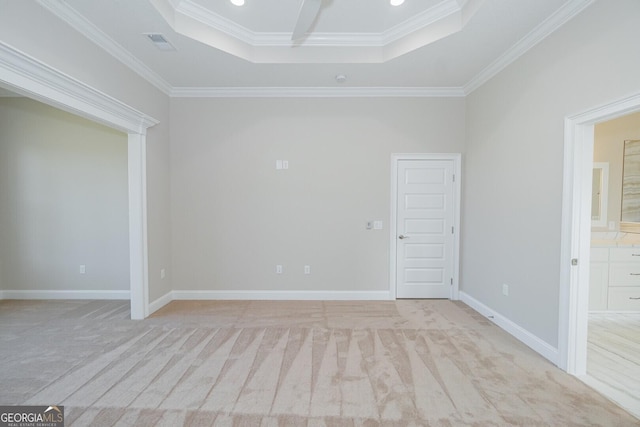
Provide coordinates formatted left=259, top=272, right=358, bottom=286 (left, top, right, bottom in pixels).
left=390, top=153, right=461, bottom=300
left=559, top=91, right=640, bottom=374
left=0, top=42, right=158, bottom=319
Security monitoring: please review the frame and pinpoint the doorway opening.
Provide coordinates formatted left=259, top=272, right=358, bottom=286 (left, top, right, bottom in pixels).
left=0, top=42, right=157, bottom=319
left=559, top=91, right=640, bottom=375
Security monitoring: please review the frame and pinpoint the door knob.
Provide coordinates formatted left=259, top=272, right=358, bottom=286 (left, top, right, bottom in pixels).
left=398, top=235, right=409, bottom=239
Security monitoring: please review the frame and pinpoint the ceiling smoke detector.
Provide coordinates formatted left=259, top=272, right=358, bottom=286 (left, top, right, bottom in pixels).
left=335, top=74, right=347, bottom=84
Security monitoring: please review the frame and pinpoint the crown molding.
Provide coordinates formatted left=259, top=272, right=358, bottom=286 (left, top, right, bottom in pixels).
left=30, top=0, right=595, bottom=99
left=153, top=0, right=478, bottom=61
left=175, top=0, right=256, bottom=45
left=174, top=0, right=464, bottom=48
left=0, top=41, right=158, bottom=133
left=463, top=0, right=596, bottom=95
left=36, top=0, right=173, bottom=96
left=170, top=86, right=466, bottom=98
left=382, top=0, right=460, bottom=45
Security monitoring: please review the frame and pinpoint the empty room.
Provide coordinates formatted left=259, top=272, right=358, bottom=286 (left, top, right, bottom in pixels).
left=1, top=0, right=639, bottom=425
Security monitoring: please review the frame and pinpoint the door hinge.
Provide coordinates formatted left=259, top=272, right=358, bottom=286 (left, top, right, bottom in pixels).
left=452, top=174, right=455, bottom=182
left=571, top=258, right=578, bottom=266
left=451, top=226, right=454, bottom=234
left=450, top=278, right=453, bottom=285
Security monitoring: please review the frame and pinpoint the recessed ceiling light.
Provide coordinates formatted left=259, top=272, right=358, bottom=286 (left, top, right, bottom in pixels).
left=230, top=0, right=245, bottom=6
left=390, top=0, right=405, bottom=5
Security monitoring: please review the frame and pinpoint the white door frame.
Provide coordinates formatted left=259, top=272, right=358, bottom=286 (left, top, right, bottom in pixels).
left=559, top=91, right=640, bottom=374
left=390, top=153, right=461, bottom=300
left=0, top=42, right=158, bottom=319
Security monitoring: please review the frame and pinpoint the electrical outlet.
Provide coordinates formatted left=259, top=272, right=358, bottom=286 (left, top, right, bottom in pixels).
left=502, top=283, right=509, bottom=296
left=276, top=265, right=283, bottom=274
left=304, top=265, right=311, bottom=275
left=160, top=269, right=166, bottom=279
left=79, top=265, right=86, bottom=274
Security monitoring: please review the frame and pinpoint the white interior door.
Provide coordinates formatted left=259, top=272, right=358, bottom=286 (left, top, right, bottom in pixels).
left=395, top=159, right=455, bottom=299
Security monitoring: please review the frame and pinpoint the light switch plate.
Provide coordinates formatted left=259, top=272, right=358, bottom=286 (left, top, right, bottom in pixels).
left=374, top=221, right=383, bottom=230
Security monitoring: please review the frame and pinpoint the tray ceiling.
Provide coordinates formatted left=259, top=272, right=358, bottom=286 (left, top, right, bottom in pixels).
left=36, top=0, right=595, bottom=94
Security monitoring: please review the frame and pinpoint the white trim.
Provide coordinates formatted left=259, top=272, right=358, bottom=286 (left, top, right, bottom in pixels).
left=0, top=42, right=158, bottom=134
left=36, top=0, right=172, bottom=96
left=0, top=42, right=158, bottom=321
left=172, top=290, right=392, bottom=301
left=149, top=291, right=173, bottom=315
left=148, top=290, right=392, bottom=315
left=44, top=0, right=476, bottom=64
left=559, top=91, right=640, bottom=374
left=162, top=0, right=462, bottom=48
left=463, top=0, right=595, bottom=94
left=171, top=87, right=466, bottom=98
left=460, top=291, right=559, bottom=365
left=0, top=290, right=130, bottom=300
left=390, top=153, right=462, bottom=301
left=382, top=0, right=461, bottom=45
left=128, top=134, right=150, bottom=320
left=33, top=0, right=593, bottom=98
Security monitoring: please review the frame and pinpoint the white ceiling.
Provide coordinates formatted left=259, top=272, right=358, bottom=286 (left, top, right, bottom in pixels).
left=35, top=0, right=594, bottom=96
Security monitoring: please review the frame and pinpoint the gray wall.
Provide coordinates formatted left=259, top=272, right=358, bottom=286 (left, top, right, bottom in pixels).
left=170, top=97, right=465, bottom=293
left=463, top=0, right=640, bottom=347
left=0, top=97, right=128, bottom=292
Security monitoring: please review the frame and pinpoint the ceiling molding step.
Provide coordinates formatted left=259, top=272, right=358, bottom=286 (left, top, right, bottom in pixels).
left=170, top=86, right=466, bottom=98
left=463, top=0, right=596, bottom=95
left=158, top=0, right=468, bottom=48
left=36, top=0, right=173, bottom=96
left=381, top=0, right=460, bottom=45
left=0, top=41, right=159, bottom=134
left=175, top=0, right=256, bottom=45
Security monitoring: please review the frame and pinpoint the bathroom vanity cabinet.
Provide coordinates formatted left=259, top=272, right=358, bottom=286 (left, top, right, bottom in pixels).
left=590, top=246, right=640, bottom=311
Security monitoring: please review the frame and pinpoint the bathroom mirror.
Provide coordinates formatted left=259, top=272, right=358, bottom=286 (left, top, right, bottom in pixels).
left=621, top=139, right=640, bottom=233
left=592, top=162, right=608, bottom=227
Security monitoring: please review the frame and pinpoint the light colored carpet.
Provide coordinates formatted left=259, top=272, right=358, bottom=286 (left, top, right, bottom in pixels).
left=0, top=299, right=637, bottom=426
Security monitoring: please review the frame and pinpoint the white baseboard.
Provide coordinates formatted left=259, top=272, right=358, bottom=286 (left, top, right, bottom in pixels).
left=171, top=290, right=392, bottom=301
left=148, top=291, right=173, bottom=315
left=147, top=289, right=391, bottom=315
left=459, top=291, right=559, bottom=365
left=0, top=289, right=130, bottom=300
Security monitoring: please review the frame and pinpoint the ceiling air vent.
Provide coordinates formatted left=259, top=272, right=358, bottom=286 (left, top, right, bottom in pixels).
left=145, top=33, right=175, bottom=51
